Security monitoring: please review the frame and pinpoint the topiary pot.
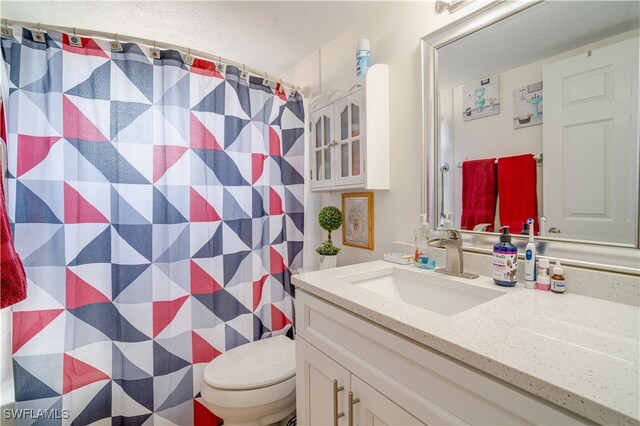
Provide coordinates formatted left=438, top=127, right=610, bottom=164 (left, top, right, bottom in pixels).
left=318, top=254, right=337, bottom=270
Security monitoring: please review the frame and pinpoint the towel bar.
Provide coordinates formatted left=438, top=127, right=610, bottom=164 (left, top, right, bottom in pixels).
left=456, top=154, right=542, bottom=169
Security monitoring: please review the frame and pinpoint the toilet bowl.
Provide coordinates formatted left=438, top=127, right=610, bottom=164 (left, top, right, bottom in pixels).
left=201, top=335, right=296, bottom=426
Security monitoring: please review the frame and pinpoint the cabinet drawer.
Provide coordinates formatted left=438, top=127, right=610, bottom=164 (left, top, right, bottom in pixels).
left=295, top=290, right=592, bottom=425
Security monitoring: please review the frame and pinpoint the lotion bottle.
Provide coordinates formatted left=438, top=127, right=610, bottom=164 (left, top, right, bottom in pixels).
left=536, top=258, right=551, bottom=291
left=524, top=219, right=537, bottom=288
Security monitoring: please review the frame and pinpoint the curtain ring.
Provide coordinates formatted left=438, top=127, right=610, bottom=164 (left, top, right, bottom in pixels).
left=242, top=64, right=246, bottom=72
left=37, top=23, right=41, bottom=31
left=153, top=40, right=157, bottom=49
left=188, top=47, right=191, bottom=55
left=4, top=19, right=8, bottom=28
left=114, top=33, right=119, bottom=42
left=73, top=27, right=76, bottom=36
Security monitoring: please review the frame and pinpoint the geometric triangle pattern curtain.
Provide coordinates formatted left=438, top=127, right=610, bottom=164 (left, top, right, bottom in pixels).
left=1, top=27, right=304, bottom=425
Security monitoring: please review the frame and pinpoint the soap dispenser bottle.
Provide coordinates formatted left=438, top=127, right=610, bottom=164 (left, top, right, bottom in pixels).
left=493, top=226, right=518, bottom=287
left=414, top=214, right=434, bottom=269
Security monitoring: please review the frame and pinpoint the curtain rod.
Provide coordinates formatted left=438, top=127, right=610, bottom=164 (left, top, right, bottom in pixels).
left=2, top=18, right=310, bottom=98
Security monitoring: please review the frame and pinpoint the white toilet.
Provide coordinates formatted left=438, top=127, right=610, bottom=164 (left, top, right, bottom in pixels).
left=201, top=335, right=296, bottom=426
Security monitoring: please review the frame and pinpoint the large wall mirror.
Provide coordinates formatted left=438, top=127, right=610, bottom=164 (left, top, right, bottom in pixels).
left=422, top=0, right=640, bottom=273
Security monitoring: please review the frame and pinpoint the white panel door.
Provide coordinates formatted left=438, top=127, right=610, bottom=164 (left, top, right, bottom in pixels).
left=310, top=105, right=336, bottom=189
left=350, top=375, right=424, bottom=426
left=296, top=338, right=350, bottom=426
left=543, top=37, right=639, bottom=244
left=334, top=90, right=366, bottom=187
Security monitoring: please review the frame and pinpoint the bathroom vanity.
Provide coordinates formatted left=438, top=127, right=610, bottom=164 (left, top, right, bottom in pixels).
left=292, top=262, right=639, bottom=425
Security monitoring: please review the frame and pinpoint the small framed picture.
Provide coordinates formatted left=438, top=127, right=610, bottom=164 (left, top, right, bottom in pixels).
left=341, top=192, right=374, bottom=250
left=513, top=81, right=543, bottom=129
left=462, top=75, right=500, bottom=121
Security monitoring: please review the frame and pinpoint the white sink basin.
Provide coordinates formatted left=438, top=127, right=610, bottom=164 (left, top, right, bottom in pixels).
left=341, top=267, right=506, bottom=316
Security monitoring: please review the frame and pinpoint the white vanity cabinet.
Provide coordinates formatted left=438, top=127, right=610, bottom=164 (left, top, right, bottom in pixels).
left=309, top=64, right=390, bottom=192
left=297, top=338, right=421, bottom=426
left=295, top=290, right=593, bottom=426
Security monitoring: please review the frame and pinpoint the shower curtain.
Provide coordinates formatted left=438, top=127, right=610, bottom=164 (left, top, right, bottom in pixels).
left=1, top=27, right=304, bottom=425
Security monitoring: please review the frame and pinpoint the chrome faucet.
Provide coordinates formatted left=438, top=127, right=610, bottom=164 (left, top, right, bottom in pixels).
left=428, top=229, right=478, bottom=279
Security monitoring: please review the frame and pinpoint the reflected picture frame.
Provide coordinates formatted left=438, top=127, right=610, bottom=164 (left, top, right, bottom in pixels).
left=342, top=192, right=374, bottom=250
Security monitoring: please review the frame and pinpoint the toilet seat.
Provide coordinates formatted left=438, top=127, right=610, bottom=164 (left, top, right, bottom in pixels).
left=204, top=335, right=295, bottom=390
left=202, top=375, right=295, bottom=409
left=202, top=335, right=296, bottom=409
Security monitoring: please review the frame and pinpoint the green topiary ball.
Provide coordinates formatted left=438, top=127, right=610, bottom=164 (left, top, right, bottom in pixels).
left=318, top=206, right=343, bottom=232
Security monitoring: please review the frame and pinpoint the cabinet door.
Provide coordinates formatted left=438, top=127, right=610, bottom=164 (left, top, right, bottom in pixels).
left=334, top=90, right=366, bottom=187
left=350, top=375, right=424, bottom=426
left=310, top=105, right=335, bottom=189
left=296, top=338, right=350, bottom=426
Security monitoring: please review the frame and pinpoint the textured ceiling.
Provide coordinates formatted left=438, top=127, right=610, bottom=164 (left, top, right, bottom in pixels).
left=438, top=1, right=640, bottom=88
left=0, top=1, right=376, bottom=76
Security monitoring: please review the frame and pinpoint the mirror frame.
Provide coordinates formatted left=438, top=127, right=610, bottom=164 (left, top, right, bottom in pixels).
left=421, top=0, right=640, bottom=275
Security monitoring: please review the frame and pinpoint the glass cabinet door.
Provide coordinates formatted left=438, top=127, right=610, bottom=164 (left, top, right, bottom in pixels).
left=334, top=90, right=365, bottom=186
left=310, top=105, right=335, bottom=188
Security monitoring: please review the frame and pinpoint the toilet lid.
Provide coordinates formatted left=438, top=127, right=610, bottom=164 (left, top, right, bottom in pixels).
left=203, top=335, right=295, bottom=390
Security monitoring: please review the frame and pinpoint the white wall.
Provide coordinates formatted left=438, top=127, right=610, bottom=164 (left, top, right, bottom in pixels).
left=282, top=1, right=494, bottom=267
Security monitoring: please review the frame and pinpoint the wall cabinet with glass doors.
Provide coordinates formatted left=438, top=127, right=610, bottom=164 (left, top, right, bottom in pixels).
left=309, top=64, right=389, bottom=191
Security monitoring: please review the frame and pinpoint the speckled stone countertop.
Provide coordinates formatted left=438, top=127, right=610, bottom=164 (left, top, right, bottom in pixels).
left=292, top=261, right=640, bottom=425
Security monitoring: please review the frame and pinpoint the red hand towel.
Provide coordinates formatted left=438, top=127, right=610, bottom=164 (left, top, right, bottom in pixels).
left=497, top=154, right=538, bottom=235
left=1, top=100, right=27, bottom=309
left=461, top=158, right=496, bottom=232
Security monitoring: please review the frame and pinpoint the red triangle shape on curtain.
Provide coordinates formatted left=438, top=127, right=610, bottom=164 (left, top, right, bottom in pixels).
left=153, top=145, right=188, bottom=183
left=63, top=96, right=109, bottom=142
left=65, top=268, right=110, bottom=309
left=190, top=113, right=223, bottom=150
left=252, top=275, right=269, bottom=312
left=251, top=154, right=268, bottom=184
left=269, top=127, right=281, bottom=156
left=17, top=135, right=61, bottom=177
left=12, top=309, right=64, bottom=354
left=269, top=188, right=284, bottom=215
left=191, top=58, right=224, bottom=79
left=62, top=34, right=109, bottom=58
left=153, top=295, right=189, bottom=338
left=190, top=188, right=221, bottom=222
left=192, top=331, right=221, bottom=364
left=190, top=260, right=222, bottom=295
left=271, top=305, right=292, bottom=332
left=269, top=247, right=286, bottom=275
left=63, top=354, right=110, bottom=394
left=64, top=183, right=109, bottom=224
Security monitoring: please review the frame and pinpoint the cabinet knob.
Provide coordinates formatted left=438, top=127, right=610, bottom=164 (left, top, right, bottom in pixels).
left=348, top=391, right=360, bottom=426
left=333, top=379, right=345, bottom=425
